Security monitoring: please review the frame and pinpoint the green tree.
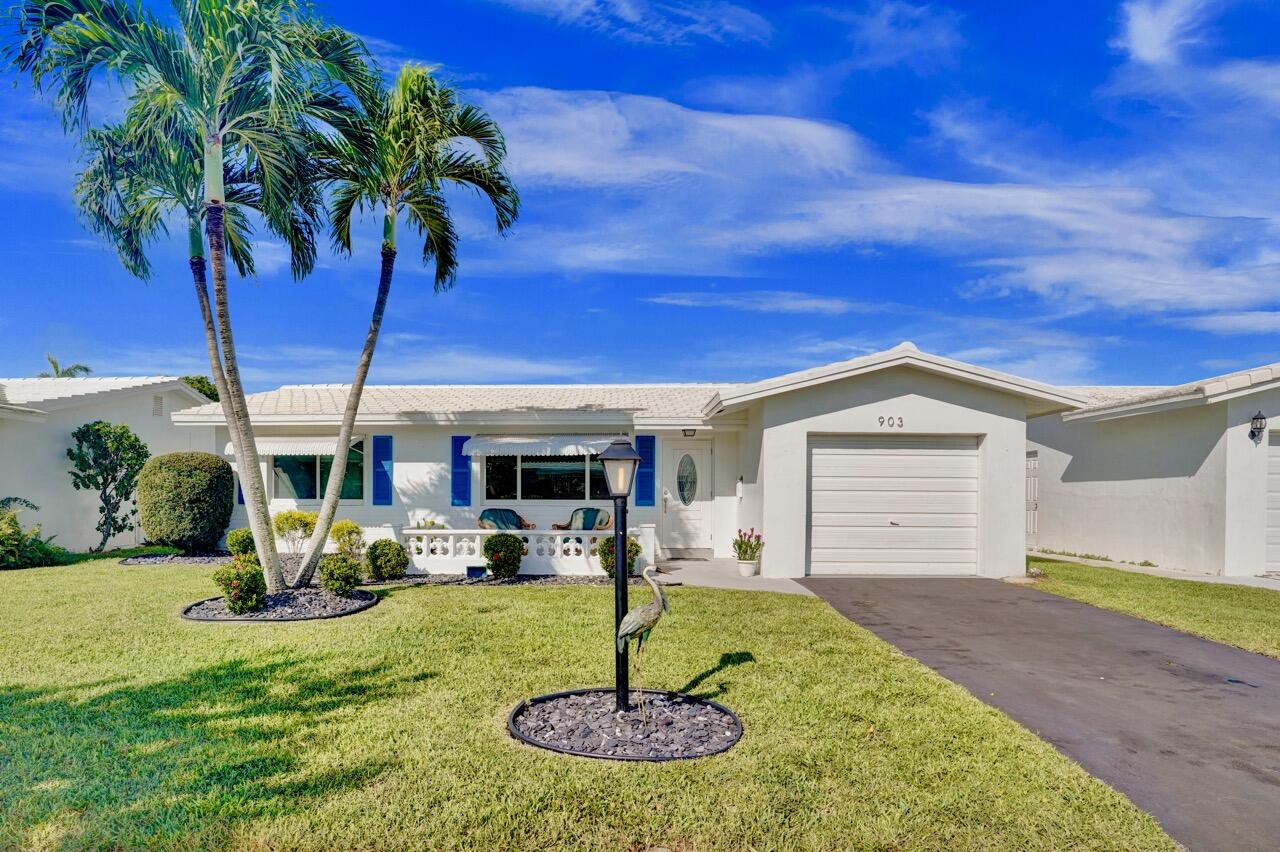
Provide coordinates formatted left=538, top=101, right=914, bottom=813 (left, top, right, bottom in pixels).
left=36, top=354, right=91, bottom=377
left=181, top=375, right=219, bottom=401
left=10, top=0, right=373, bottom=591
left=66, top=420, right=150, bottom=552
left=293, top=65, right=519, bottom=584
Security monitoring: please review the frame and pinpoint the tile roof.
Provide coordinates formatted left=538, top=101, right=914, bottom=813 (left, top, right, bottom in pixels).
left=0, top=377, right=185, bottom=406
left=1067, top=361, right=1280, bottom=418
left=174, top=383, right=737, bottom=423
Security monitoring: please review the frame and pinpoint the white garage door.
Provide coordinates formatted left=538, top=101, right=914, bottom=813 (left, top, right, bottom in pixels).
left=808, top=435, right=979, bottom=575
left=1266, top=434, right=1280, bottom=573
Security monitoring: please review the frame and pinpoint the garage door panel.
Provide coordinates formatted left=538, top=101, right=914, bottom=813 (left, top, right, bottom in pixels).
left=809, top=476, right=978, bottom=492
left=811, top=547, right=977, bottom=564
left=808, top=436, right=979, bottom=576
left=811, top=491, right=978, bottom=513
left=810, top=511, right=977, bottom=528
left=811, top=527, right=977, bottom=549
left=1270, top=435, right=1280, bottom=573
left=809, top=454, right=978, bottom=478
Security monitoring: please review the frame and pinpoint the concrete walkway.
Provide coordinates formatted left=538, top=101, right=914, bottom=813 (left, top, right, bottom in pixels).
left=802, top=577, right=1280, bottom=852
left=656, top=559, right=813, bottom=595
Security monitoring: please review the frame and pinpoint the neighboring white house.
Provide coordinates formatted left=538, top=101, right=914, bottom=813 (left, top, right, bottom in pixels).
left=1027, top=361, right=1280, bottom=577
left=172, top=343, right=1083, bottom=578
left=0, top=377, right=214, bottom=551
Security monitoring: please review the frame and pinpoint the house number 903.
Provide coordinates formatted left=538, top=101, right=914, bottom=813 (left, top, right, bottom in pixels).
left=878, top=416, right=904, bottom=428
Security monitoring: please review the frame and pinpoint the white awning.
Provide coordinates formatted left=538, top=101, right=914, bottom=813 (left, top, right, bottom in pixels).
left=223, top=436, right=357, bottom=457
left=461, top=434, right=624, bottom=457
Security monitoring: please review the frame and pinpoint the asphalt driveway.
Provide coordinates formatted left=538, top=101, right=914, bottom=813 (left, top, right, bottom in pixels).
left=800, top=577, right=1280, bottom=852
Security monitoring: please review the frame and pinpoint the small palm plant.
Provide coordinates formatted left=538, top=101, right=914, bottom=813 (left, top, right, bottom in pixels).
left=36, top=355, right=91, bottom=378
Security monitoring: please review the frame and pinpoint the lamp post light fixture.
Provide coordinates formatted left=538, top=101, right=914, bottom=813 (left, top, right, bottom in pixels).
left=598, top=437, right=641, bottom=711
left=1251, top=411, right=1268, bottom=441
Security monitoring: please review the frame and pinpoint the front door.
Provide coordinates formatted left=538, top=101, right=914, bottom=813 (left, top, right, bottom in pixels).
left=661, top=441, right=713, bottom=556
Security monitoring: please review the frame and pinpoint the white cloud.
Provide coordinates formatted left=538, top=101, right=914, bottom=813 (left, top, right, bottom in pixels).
left=1183, top=312, right=1280, bottom=334
left=469, top=85, right=1280, bottom=315
left=484, top=0, right=771, bottom=44
left=829, top=1, right=964, bottom=72
left=648, top=290, right=878, bottom=314
left=1113, top=0, right=1213, bottom=65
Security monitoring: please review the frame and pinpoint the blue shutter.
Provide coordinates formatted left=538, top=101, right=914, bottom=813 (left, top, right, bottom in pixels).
left=236, top=481, right=244, bottom=505
left=372, top=435, right=394, bottom=506
left=451, top=435, right=471, bottom=507
left=635, top=435, right=656, bottom=507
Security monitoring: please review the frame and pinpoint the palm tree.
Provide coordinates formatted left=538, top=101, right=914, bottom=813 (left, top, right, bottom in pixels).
left=9, top=0, right=373, bottom=592
left=292, top=65, right=519, bottom=584
left=36, top=355, right=91, bottom=378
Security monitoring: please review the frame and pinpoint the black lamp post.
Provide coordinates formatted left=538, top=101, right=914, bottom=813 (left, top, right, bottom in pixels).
left=598, top=437, right=641, bottom=712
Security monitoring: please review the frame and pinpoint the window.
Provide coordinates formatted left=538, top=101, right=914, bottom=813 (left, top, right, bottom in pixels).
left=483, top=454, right=613, bottom=501
left=271, top=440, right=364, bottom=501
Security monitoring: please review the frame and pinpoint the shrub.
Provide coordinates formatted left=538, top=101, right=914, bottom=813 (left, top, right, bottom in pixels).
left=330, top=519, right=365, bottom=560
left=598, top=535, right=642, bottom=578
left=0, top=510, right=62, bottom=569
left=366, top=538, right=409, bottom=581
left=66, top=420, right=149, bottom=552
left=137, top=452, right=234, bottom=553
left=319, top=554, right=363, bottom=597
left=225, top=527, right=255, bottom=557
left=483, top=533, right=523, bottom=579
left=273, top=510, right=317, bottom=554
left=212, top=555, right=267, bottom=613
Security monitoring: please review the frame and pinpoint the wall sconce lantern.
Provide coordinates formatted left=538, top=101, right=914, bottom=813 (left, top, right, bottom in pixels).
left=1250, top=411, right=1267, bottom=440
left=682, top=429, right=697, bottom=437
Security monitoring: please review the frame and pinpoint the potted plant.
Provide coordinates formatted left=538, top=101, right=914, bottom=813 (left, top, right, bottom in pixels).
left=732, top=528, right=764, bottom=577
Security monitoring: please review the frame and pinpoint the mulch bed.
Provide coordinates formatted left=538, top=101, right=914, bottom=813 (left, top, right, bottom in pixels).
left=509, top=688, right=742, bottom=761
left=182, top=587, right=378, bottom=622
left=121, top=552, right=231, bottom=565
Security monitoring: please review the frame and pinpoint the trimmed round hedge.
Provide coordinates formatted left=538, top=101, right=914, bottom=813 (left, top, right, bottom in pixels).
left=366, top=538, right=409, bottom=581
left=137, top=452, right=234, bottom=553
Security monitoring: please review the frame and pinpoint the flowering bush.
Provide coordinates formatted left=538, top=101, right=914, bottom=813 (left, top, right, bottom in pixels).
left=732, top=528, right=764, bottom=561
left=483, top=533, right=523, bottom=579
left=212, top=555, right=267, bottom=613
left=598, top=535, right=642, bottom=578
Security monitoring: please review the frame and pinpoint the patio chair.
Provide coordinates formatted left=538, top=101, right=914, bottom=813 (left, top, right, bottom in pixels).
left=551, top=507, right=611, bottom=531
left=477, top=508, right=536, bottom=530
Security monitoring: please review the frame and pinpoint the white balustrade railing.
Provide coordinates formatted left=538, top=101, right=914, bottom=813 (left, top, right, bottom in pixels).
left=400, top=527, right=648, bottom=576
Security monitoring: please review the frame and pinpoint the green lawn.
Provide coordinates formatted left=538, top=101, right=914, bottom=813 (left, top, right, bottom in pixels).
left=1032, top=556, right=1280, bottom=660
left=0, top=562, right=1171, bottom=851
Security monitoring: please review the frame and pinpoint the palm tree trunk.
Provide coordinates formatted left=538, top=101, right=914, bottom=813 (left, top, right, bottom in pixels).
left=189, top=224, right=261, bottom=561
left=205, top=201, right=286, bottom=592
left=294, top=244, right=397, bottom=586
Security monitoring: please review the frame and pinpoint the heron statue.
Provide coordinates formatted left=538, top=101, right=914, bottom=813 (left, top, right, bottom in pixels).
left=616, top=565, right=670, bottom=720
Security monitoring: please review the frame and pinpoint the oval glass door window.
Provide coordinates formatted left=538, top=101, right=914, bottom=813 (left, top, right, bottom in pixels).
left=676, top=453, right=697, bottom=505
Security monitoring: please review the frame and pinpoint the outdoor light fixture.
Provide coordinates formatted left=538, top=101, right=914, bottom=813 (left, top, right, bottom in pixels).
left=1251, top=411, right=1268, bottom=440
left=599, top=437, right=641, bottom=499
left=682, top=428, right=697, bottom=437
left=597, top=437, right=641, bottom=710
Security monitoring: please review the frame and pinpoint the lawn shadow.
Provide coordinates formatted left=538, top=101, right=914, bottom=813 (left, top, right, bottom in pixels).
left=677, top=651, right=756, bottom=701
left=0, top=655, right=436, bottom=846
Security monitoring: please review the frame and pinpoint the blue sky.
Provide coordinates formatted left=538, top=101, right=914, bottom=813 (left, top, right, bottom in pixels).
left=2, top=0, right=1280, bottom=390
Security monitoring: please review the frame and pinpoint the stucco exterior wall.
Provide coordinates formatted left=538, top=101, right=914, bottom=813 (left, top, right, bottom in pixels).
left=1028, top=404, right=1229, bottom=574
left=754, top=366, right=1028, bottom=579
left=0, top=389, right=215, bottom=551
left=1222, top=390, right=1280, bottom=576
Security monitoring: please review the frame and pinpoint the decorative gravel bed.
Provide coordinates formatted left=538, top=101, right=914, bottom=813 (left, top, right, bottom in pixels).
left=121, top=552, right=231, bottom=565
left=508, top=688, right=742, bottom=761
left=182, top=587, right=378, bottom=622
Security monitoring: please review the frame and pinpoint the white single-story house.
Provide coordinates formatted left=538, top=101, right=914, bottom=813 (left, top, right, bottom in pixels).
left=0, top=377, right=215, bottom=551
left=172, top=343, right=1083, bottom=578
left=1027, top=361, right=1280, bottom=577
